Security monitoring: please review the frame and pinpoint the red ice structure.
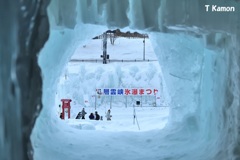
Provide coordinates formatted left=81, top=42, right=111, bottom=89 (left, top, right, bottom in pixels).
left=61, top=99, right=72, bottom=119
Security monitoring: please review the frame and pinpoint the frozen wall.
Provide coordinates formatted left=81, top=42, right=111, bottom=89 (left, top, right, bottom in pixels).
left=1, top=0, right=240, bottom=160
left=0, top=1, right=50, bottom=160
left=41, top=0, right=240, bottom=159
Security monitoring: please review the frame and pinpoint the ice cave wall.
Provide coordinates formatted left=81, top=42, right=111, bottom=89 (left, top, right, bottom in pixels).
left=45, top=0, right=240, bottom=159
left=1, top=0, right=240, bottom=160
left=0, top=2, right=21, bottom=160
left=1, top=1, right=50, bottom=160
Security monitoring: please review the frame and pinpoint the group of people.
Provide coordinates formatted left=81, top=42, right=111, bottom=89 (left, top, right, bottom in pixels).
left=75, top=108, right=112, bottom=121
left=89, top=111, right=101, bottom=120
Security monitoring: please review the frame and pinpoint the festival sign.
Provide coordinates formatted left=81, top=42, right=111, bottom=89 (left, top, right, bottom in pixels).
left=96, top=88, right=158, bottom=96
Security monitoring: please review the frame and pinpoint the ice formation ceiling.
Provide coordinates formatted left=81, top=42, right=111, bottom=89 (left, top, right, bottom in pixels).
left=1, top=0, right=240, bottom=160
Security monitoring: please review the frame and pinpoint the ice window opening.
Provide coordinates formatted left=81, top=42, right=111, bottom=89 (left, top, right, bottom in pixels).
left=1, top=0, right=235, bottom=159
left=34, top=22, right=210, bottom=160
left=33, top=2, right=238, bottom=160
left=56, top=30, right=170, bottom=132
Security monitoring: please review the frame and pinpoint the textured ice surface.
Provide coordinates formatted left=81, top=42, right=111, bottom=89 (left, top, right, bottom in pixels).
left=1, top=0, right=239, bottom=160
left=0, top=1, right=50, bottom=160
left=32, top=0, right=240, bottom=160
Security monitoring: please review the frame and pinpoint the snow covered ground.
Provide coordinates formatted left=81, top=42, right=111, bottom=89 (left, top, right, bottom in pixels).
left=65, top=107, right=169, bottom=132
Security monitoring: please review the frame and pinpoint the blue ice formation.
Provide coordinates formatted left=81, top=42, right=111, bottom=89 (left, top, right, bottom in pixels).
left=1, top=0, right=240, bottom=160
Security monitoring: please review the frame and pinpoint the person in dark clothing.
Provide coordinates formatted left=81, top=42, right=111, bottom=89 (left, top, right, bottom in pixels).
left=75, top=112, right=82, bottom=119
left=60, top=112, right=63, bottom=119
left=95, top=111, right=100, bottom=120
left=89, top=113, right=94, bottom=120
left=81, top=108, right=87, bottom=119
